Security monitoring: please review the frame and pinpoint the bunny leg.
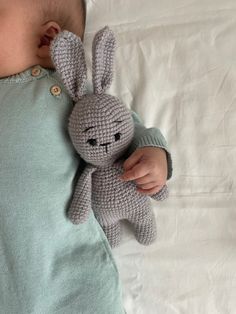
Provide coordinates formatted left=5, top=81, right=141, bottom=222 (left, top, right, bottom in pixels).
left=102, top=222, right=121, bottom=248
left=130, top=207, right=157, bottom=246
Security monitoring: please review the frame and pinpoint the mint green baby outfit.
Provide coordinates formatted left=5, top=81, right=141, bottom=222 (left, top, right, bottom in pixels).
left=0, top=66, right=172, bottom=314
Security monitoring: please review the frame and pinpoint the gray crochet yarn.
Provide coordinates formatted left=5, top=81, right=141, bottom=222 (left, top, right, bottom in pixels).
left=50, top=26, right=169, bottom=248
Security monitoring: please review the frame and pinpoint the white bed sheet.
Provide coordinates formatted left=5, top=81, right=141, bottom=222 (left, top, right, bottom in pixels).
left=85, top=1, right=236, bottom=313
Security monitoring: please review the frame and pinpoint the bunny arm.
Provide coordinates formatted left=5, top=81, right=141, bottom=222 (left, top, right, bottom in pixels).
left=150, top=184, right=169, bottom=201
left=67, top=164, right=97, bottom=224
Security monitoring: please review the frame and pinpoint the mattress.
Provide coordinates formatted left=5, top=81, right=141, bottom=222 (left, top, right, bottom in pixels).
left=85, top=1, right=236, bottom=313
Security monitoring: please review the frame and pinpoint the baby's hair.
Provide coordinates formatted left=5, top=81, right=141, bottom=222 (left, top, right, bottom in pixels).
left=40, top=0, right=86, bottom=39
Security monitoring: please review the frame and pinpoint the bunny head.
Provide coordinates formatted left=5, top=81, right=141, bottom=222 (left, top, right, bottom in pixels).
left=51, top=27, right=134, bottom=167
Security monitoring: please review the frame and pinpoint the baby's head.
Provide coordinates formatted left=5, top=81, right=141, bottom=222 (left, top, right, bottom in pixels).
left=0, top=0, right=86, bottom=78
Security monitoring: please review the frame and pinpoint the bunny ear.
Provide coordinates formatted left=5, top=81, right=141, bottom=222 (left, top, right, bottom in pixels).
left=92, top=26, right=116, bottom=94
left=50, top=31, right=87, bottom=101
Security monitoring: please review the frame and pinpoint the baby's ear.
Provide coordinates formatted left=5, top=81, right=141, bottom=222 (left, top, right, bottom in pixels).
left=50, top=31, right=87, bottom=101
left=92, top=26, right=116, bottom=94
left=38, top=22, right=61, bottom=61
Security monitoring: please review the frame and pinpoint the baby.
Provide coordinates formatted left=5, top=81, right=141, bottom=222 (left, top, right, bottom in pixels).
left=0, top=0, right=172, bottom=313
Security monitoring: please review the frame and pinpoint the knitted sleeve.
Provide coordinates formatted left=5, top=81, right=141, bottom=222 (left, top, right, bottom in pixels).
left=126, top=111, right=173, bottom=180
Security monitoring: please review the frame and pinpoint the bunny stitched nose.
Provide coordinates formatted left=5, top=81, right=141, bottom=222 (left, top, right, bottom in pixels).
left=100, top=142, right=111, bottom=153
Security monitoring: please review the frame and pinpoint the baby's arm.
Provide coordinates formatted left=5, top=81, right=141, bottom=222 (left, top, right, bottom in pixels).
left=120, top=111, right=173, bottom=195
left=125, top=111, right=172, bottom=179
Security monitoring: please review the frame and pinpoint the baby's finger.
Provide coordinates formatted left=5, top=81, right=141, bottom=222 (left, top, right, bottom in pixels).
left=123, top=149, right=143, bottom=171
left=137, top=182, right=157, bottom=190
left=137, top=185, right=164, bottom=196
left=135, top=174, right=152, bottom=185
left=120, top=163, right=149, bottom=181
left=135, top=175, right=165, bottom=187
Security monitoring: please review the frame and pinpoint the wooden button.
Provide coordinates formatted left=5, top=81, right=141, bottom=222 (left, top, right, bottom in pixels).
left=50, top=85, right=62, bottom=96
left=31, top=67, right=41, bottom=77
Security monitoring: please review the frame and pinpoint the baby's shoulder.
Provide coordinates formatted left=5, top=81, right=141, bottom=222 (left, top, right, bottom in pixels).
left=28, top=67, right=74, bottom=109
left=46, top=69, right=71, bottom=99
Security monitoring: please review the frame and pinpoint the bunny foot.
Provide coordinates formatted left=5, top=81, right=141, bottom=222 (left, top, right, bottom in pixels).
left=134, top=220, right=157, bottom=246
left=102, top=222, right=121, bottom=248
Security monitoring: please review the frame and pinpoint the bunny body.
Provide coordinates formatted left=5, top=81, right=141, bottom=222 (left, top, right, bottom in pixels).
left=92, top=161, right=156, bottom=247
left=51, top=27, right=169, bottom=248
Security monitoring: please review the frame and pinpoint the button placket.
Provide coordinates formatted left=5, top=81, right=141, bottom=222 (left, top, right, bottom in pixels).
left=50, top=85, right=62, bottom=97
left=31, top=67, right=41, bottom=77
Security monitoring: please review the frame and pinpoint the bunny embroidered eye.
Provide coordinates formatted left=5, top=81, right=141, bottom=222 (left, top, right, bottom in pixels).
left=87, top=139, right=97, bottom=146
left=114, top=132, right=121, bottom=141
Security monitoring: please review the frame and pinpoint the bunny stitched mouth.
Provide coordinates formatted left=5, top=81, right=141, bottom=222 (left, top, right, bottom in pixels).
left=100, top=142, right=111, bottom=153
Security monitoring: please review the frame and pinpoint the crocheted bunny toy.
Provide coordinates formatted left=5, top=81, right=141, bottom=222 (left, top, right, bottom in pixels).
left=50, top=26, right=169, bottom=248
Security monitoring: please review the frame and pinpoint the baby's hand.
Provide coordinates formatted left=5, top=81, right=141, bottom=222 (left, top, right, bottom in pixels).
left=120, top=147, right=167, bottom=195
